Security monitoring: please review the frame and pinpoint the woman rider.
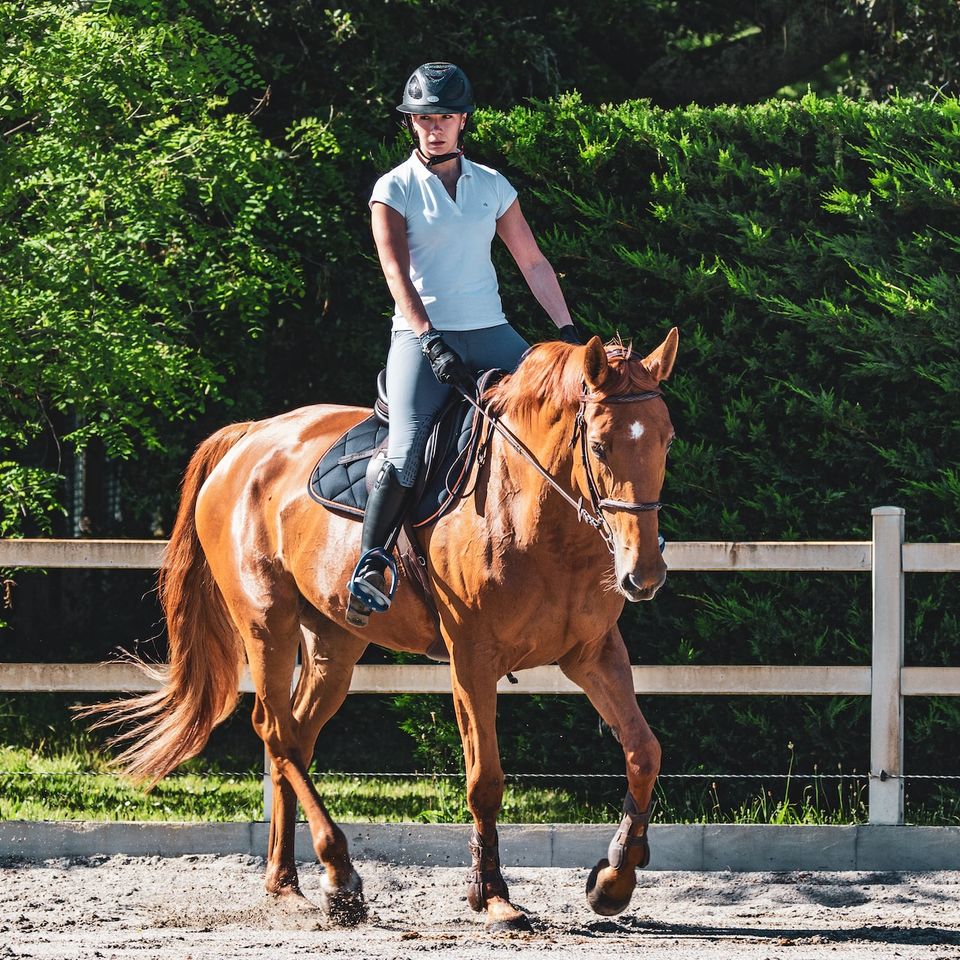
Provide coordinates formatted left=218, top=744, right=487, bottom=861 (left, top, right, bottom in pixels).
left=346, top=61, right=582, bottom=627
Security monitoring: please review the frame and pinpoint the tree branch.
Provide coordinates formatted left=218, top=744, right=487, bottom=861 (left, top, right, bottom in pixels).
left=4, top=115, right=40, bottom=137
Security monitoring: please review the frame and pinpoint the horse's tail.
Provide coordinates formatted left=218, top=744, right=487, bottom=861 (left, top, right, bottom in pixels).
left=80, top=421, right=252, bottom=787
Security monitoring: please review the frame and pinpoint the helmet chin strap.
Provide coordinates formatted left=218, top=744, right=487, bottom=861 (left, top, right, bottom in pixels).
left=417, top=145, right=464, bottom=168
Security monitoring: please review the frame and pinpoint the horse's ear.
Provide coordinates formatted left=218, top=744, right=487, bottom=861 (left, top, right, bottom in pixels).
left=641, top=327, right=679, bottom=383
left=583, top=336, right=609, bottom=391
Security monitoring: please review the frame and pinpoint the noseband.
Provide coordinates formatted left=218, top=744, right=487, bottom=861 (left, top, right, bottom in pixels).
left=454, top=383, right=666, bottom=557
left=571, top=388, right=664, bottom=553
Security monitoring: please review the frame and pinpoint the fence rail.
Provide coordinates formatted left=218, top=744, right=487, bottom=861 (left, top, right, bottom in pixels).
left=0, top=537, right=876, bottom=570
left=0, top=661, right=875, bottom=696
left=2, top=505, right=958, bottom=826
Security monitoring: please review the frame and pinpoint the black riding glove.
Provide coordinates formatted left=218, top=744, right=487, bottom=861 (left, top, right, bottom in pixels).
left=419, top=331, right=473, bottom=390
left=558, top=322, right=584, bottom=345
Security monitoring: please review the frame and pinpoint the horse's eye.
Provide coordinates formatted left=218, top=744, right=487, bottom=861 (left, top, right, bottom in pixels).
left=591, top=441, right=607, bottom=461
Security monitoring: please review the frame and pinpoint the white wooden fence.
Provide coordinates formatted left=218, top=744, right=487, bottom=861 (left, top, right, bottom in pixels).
left=2, top=505, right=958, bottom=826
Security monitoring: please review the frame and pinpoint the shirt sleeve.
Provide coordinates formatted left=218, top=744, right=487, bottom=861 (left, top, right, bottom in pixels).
left=369, top=171, right=407, bottom=217
left=494, top=171, right=518, bottom=219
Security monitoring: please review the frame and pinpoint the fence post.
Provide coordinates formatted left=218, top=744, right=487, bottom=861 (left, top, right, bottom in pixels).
left=869, top=506, right=905, bottom=825
left=263, top=745, right=272, bottom=822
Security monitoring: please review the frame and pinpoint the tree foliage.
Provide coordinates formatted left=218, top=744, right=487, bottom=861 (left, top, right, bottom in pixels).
left=193, top=0, right=960, bottom=114
left=5, top=0, right=960, bottom=537
left=0, top=1, right=310, bottom=532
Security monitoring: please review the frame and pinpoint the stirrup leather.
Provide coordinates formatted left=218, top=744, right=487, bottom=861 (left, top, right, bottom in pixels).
left=347, top=548, right=399, bottom=613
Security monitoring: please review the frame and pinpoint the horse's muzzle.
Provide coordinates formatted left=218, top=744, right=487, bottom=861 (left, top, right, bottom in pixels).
left=620, top=569, right=666, bottom=602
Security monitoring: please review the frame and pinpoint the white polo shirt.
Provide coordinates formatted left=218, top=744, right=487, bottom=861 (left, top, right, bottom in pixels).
left=369, top=152, right=518, bottom=331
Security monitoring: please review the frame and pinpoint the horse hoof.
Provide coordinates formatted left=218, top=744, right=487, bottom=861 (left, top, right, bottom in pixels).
left=585, top=860, right=632, bottom=917
left=265, top=878, right=303, bottom=898
left=318, top=868, right=367, bottom=926
left=267, top=892, right=326, bottom=930
left=486, top=914, right=533, bottom=933
left=483, top=895, right=530, bottom=933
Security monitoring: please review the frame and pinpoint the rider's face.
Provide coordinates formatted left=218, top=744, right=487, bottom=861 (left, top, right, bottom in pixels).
left=411, top=113, right=466, bottom=156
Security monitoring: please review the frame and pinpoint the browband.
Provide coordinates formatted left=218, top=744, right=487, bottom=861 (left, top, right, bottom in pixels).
left=580, top=390, right=663, bottom=405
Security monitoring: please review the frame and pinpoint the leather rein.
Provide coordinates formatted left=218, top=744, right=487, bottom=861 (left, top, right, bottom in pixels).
left=453, top=384, right=664, bottom=556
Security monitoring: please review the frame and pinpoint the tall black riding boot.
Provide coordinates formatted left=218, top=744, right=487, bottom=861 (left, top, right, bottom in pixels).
left=345, top=461, right=412, bottom=627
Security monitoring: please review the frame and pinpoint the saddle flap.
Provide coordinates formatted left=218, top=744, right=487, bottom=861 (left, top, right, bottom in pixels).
left=411, top=374, right=495, bottom=527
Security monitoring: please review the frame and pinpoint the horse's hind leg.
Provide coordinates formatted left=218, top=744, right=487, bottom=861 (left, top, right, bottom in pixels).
left=232, top=591, right=367, bottom=924
left=559, top=625, right=661, bottom=917
left=265, top=614, right=366, bottom=910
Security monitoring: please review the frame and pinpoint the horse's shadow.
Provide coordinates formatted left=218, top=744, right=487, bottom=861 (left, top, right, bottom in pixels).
left=560, top=914, right=960, bottom=946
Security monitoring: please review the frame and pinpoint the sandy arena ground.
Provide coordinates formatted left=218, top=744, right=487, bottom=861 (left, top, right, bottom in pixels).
left=5, top=855, right=960, bottom=959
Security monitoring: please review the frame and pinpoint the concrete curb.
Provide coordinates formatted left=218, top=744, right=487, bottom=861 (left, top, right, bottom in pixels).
left=3, top=821, right=960, bottom=871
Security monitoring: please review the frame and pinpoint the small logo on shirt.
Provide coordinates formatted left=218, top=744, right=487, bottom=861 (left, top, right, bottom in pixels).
left=482, top=202, right=488, bottom=206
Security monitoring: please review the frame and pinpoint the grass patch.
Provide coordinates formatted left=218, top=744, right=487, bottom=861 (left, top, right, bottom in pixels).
left=0, top=746, right=259, bottom=822
left=4, top=696, right=955, bottom=826
left=0, top=746, right=602, bottom=823
left=0, top=745, right=885, bottom=824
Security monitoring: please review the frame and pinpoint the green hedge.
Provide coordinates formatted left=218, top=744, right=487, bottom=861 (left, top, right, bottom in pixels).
left=388, top=94, right=960, bottom=802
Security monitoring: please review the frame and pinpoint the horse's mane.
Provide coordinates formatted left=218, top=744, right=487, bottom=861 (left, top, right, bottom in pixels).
left=484, top=337, right=659, bottom=424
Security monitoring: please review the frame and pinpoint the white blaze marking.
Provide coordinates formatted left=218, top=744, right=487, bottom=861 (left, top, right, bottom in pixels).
left=630, top=421, right=645, bottom=440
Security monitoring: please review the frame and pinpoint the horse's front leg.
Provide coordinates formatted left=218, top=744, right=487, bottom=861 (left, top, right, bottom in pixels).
left=449, top=655, right=531, bottom=932
left=559, top=626, right=661, bottom=916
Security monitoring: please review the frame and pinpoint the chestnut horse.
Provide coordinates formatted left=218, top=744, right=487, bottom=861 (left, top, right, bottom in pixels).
left=89, top=330, right=677, bottom=931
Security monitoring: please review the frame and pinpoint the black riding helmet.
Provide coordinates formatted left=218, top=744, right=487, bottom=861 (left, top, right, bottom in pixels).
left=397, top=62, right=475, bottom=115
left=397, top=62, right=474, bottom=167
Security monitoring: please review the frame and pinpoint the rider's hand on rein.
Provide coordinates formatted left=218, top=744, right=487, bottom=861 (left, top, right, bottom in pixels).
left=420, top=330, right=474, bottom=390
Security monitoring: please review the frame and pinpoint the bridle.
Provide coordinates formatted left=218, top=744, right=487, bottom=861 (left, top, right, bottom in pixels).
left=572, top=387, right=664, bottom=553
left=453, top=383, right=666, bottom=556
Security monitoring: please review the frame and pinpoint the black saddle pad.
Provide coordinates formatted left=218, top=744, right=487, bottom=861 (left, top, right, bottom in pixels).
left=308, top=370, right=502, bottom=527
left=309, top=415, right=389, bottom=518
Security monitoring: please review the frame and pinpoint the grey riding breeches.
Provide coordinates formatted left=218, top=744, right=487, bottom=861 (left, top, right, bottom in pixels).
left=385, top=324, right=530, bottom=488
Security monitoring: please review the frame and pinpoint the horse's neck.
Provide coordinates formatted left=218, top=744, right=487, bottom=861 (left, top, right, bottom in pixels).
left=476, top=411, right=599, bottom=553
